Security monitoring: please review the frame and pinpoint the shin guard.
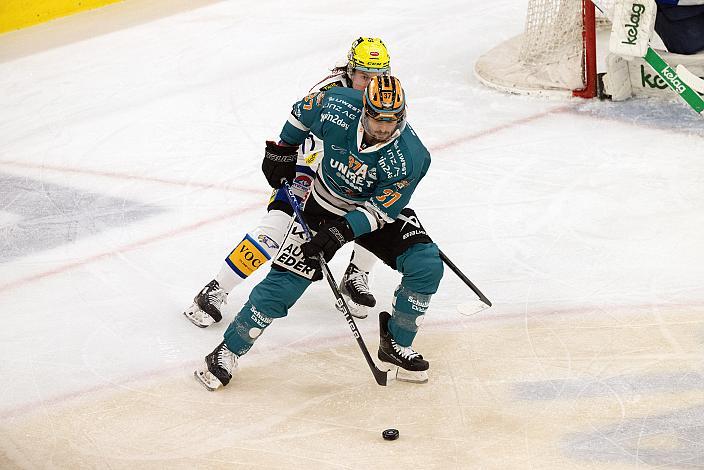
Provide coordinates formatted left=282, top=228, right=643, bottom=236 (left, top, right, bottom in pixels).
left=223, top=301, right=275, bottom=356
left=223, top=268, right=311, bottom=356
left=389, top=285, right=432, bottom=347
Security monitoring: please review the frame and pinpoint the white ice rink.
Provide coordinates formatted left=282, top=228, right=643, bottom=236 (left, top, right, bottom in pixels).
left=1, top=0, right=704, bottom=468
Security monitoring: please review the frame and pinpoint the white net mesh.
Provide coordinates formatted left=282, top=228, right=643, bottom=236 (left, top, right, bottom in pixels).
left=591, top=0, right=618, bottom=20
left=519, top=0, right=583, bottom=65
left=475, top=0, right=611, bottom=96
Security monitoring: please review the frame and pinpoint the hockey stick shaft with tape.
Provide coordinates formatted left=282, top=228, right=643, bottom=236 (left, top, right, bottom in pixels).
left=281, top=179, right=388, bottom=386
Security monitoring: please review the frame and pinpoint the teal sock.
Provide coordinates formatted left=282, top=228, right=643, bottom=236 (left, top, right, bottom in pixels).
left=389, top=285, right=432, bottom=347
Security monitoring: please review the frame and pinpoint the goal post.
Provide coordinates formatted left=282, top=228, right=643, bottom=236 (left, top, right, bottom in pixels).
left=474, top=0, right=606, bottom=98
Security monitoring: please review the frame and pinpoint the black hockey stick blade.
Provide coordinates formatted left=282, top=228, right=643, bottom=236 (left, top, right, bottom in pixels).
left=319, top=259, right=389, bottom=386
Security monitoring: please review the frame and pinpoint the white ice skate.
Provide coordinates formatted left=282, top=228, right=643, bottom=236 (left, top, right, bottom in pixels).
left=183, top=280, right=227, bottom=328
left=194, top=341, right=238, bottom=391
left=338, top=263, right=376, bottom=319
left=377, top=311, right=429, bottom=384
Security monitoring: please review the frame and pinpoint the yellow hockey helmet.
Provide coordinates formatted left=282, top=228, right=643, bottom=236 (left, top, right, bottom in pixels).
left=347, top=37, right=391, bottom=74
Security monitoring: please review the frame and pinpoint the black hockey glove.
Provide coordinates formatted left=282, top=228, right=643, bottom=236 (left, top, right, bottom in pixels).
left=301, top=218, right=355, bottom=267
left=262, top=140, right=297, bottom=188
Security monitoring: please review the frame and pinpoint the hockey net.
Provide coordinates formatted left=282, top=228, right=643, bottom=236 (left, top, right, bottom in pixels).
left=475, top=0, right=613, bottom=98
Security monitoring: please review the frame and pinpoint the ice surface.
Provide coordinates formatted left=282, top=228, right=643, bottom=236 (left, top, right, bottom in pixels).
left=1, top=0, right=703, bottom=468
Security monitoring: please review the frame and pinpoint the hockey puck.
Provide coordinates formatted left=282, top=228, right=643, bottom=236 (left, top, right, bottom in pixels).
left=382, top=428, right=399, bottom=441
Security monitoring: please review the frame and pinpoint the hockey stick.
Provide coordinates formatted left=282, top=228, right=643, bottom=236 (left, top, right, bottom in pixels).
left=438, top=249, right=493, bottom=316
left=281, top=179, right=389, bottom=386
left=642, top=48, right=704, bottom=116
left=676, top=64, right=704, bottom=95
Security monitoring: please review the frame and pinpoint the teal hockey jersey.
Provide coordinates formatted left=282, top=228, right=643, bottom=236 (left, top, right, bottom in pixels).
left=279, top=87, right=431, bottom=237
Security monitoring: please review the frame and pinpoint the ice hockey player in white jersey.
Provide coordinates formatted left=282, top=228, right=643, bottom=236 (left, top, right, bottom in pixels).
left=183, top=38, right=391, bottom=328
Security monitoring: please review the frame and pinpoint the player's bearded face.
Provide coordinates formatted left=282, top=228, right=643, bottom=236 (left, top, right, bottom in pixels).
left=362, top=112, right=398, bottom=144
left=350, top=70, right=383, bottom=91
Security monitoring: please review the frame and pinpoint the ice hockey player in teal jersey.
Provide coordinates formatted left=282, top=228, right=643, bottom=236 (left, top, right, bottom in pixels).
left=281, top=89, right=430, bottom=229
left=195, top=75, right=444, bottom=390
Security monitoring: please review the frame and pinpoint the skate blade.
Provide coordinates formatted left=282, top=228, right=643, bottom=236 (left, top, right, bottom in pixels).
left=194, top=368, right=222, bottom=391
left=335, top=295, right=368, bottom=319
left=183, top=305, right=215, bottom=328
left=380, top=362, right=428, bottom=384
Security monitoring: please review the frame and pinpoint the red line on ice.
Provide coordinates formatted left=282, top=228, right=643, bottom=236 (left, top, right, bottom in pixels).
left=0, top=204, right=261, bottom=294
left=0, top=106, right=565, bottom=292
left=429, top=105, right=572, bottom=152
left=0, top=159, right=263, bottom=194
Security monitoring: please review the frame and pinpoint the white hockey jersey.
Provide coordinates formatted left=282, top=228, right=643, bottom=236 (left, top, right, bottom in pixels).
left=307, top=70, right=352, bottom=93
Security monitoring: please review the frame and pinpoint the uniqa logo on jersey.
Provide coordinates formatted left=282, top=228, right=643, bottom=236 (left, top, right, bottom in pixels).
left=329, top=154, right=374, bottom=191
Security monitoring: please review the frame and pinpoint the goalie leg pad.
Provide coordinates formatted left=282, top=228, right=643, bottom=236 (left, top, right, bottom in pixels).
left=609, top=0, right=656, bottom=58
left=603, top=54, right=634, bottom=101
left=607, top=50, right=704, bottom=101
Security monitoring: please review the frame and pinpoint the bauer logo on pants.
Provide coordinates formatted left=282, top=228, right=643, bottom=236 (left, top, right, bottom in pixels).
left=227, top=236, right=268, bottom=278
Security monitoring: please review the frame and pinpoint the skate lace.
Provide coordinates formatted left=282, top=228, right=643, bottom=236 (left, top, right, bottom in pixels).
left=217, top=345, right=236, bottom=370
left=207, top=284, right=227, bottom=307
left=392, top=341, right=421, bottom=360
left=347, top=268, right=371, bottom=295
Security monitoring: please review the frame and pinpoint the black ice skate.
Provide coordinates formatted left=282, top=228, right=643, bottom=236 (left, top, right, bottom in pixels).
left=378, top=311, right=429, bottom=383
left=338, top=263, right=376, bottom=319
left=183, top=279, right=227, bottom=328
left=194, top=341, right=238, bottom=391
